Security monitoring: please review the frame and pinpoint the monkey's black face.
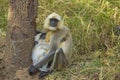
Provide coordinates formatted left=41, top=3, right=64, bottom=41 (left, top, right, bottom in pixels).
left=50, top=18, right=59, bottom=27
left=34, top=32, right=46, bottom=45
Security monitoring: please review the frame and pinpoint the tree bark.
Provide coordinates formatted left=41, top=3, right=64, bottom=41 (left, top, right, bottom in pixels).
left=4, top=0, right=38, bottom=71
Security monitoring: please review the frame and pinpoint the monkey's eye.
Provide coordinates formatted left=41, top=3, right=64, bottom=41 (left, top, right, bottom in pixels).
left=50, top=18, right=59, bottom=27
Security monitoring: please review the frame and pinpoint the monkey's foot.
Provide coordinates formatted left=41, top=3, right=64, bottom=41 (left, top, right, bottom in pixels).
left=39, top=71, right=53, bottom=78
left=28, top=65, right=38, bottom=75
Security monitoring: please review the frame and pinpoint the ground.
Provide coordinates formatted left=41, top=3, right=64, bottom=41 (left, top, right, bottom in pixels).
left=0, top=35, right=119, bottom=80
left=0, top=0, right=120, bottom=80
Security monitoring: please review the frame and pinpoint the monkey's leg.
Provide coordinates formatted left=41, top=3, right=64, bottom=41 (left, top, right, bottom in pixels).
left=50, top=48, right=69, bottom=70
left=38, top=60, right=53, bottom=78
left=39, top=48, right=68, bottom=78
left=28, top=51, right=55, bottom=75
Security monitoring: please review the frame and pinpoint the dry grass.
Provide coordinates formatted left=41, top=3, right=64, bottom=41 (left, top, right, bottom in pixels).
left=0, top=0, right=120, bottom=80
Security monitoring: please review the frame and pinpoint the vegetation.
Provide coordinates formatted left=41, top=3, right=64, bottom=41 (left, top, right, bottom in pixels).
left=0, top=0, right=120, bottom=80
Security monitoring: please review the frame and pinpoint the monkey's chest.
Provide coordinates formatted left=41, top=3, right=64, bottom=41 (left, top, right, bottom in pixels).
left=32, top=46, right=48, bottom=65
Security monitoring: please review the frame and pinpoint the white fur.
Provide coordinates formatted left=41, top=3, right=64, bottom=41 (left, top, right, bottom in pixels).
left=32, top=33, right=49, bottom=72
left=47, top=12, right=61, bottom=21
left=43, top=12, right=63, bottom=31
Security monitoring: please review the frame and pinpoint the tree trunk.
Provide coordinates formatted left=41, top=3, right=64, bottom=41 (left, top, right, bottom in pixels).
left=4, top=0, right=38, bottom=73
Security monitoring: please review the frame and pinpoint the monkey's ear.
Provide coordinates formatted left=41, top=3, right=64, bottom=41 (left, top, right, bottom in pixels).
left=36, top=30, right=41, bottom=34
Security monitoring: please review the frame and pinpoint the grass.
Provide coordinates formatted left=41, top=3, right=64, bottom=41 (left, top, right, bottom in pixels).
left=0, top=0, right=8, bottom=31
left=0, top=0, right=120, bottom=80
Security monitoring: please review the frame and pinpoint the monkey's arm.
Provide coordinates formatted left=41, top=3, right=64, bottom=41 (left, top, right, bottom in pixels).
left=28, top=38, right=58, bottom=74
left=28, top=50, right=55, bottom=75
left=35, top=51, right=55, bottom=68
left=36, top=38, right=59, bottom=68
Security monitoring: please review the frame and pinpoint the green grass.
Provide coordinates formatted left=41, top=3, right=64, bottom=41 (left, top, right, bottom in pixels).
left=0, top=0, right=8, bottom=31
left=0, top=0, right=120, bottom=80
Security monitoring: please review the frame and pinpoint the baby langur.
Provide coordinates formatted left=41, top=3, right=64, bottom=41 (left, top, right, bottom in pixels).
left=28, top=13, right=72, bottom=77
left=29, top=32, right=50, bottom=76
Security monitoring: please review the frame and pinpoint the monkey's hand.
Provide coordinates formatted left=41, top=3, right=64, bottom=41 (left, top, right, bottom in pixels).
left=28, top=65, right=38, bottom=75
left=39, top=70, right=53, bottom=78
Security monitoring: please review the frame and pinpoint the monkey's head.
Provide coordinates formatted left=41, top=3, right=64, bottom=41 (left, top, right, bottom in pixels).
left=44, top=12, right=63, bottom=31
left=34, top=32, right=46, bottom=45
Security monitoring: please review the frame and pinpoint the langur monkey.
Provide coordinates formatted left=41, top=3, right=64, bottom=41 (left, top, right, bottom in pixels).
left=32, top=32, right=49, bottom=72
left=28, top=13, right=72, bottom=77
left=29, top=32, right=52, bottom=77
